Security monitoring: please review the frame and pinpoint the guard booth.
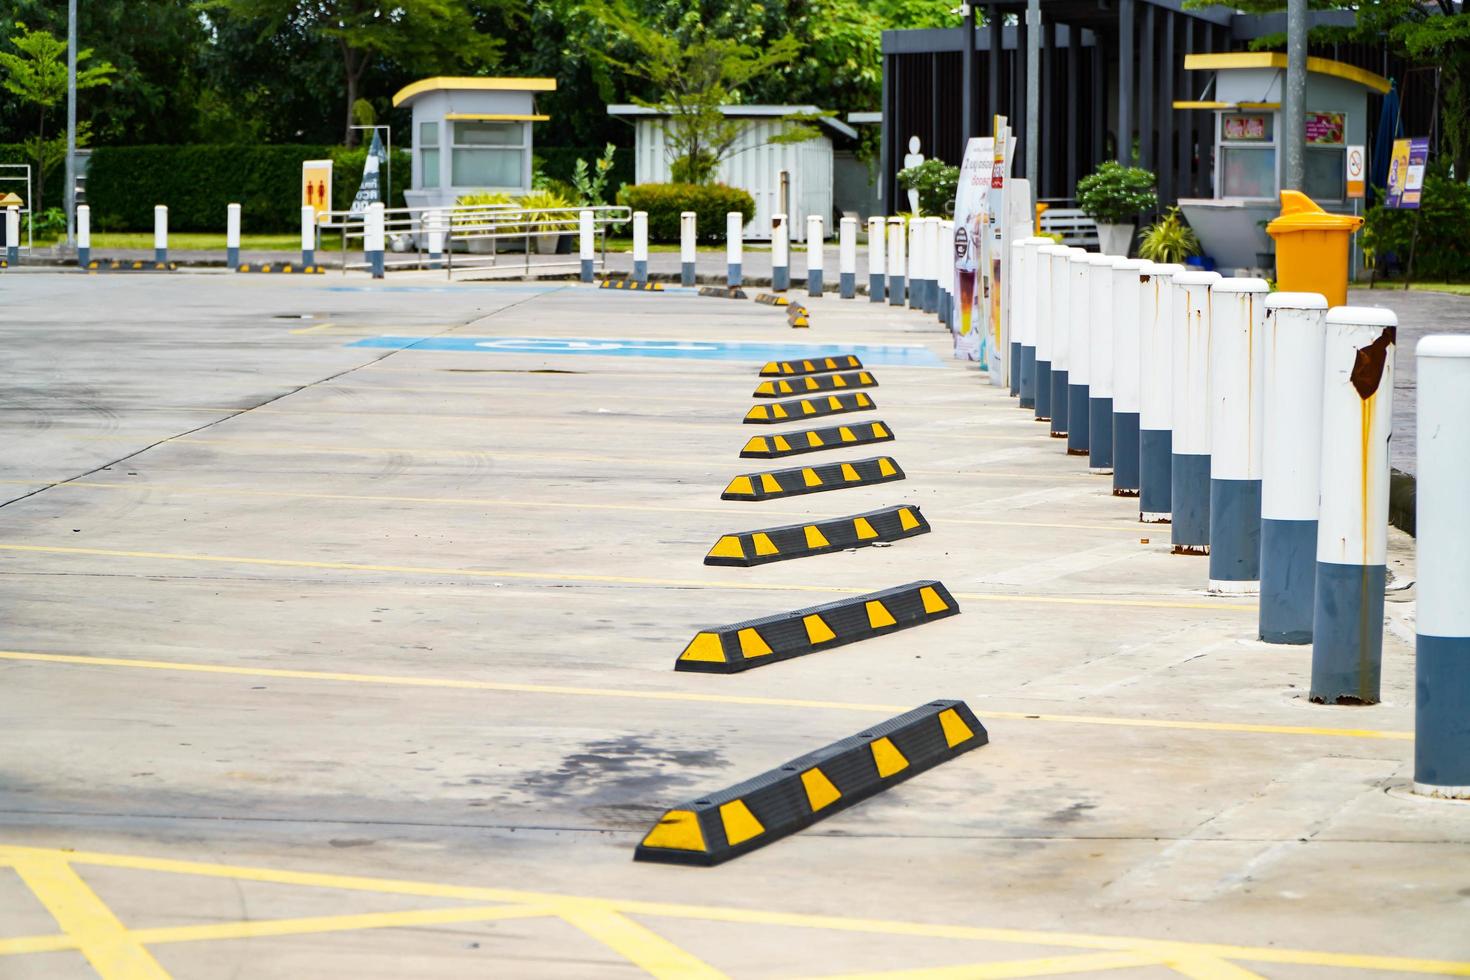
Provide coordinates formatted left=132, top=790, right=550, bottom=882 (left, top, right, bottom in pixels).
left=1174, top=53, right=1389, bottom=273
left=393, top=76, right=555, bottom=213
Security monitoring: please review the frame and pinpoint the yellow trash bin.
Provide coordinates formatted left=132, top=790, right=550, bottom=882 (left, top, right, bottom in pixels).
left=1266, top=190, right=1363, bottom=307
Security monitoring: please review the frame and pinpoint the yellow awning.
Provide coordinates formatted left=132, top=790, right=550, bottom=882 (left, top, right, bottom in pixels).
left=1183, top=52, right=1391, bottom=94
left=444, top=113, right=550, bottom=122
left=392, top=76, right=557, bottom=107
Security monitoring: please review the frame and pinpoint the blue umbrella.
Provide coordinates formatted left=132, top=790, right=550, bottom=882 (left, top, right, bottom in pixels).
left=1370, top=79, right=1402, bottom=204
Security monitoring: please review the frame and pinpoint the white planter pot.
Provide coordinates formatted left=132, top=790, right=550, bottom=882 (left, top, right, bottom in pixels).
left=534, top=234, right=560, bottom=255
left=1095, top=222, right=1135, bottom=257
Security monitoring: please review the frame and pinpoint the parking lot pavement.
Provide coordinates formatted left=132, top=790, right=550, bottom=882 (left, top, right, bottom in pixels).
left=0, top=272, right=1466, bottom=979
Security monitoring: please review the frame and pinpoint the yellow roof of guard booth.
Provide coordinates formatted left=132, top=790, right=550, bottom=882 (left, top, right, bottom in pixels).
left=1183, top=52, right=1391, bottom=94
left=392, top=77, right=557, bottom=108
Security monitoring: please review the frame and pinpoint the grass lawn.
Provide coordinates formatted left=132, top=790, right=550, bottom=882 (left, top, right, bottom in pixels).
left=1410, top=282, right=1470, bottom=296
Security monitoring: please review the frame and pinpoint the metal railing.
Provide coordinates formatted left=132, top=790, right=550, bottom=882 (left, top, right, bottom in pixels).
left=316, top=203, right=630, bottom=278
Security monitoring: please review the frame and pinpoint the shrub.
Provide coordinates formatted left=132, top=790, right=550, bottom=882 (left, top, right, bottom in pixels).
left=615, top=182, right=756, bottom=242
left=1076, top=161, right=1157, bottom=224
left=896, top=158, right=960, bottom=216
left=517, top=188, right=577, bottom=232
left=1137, top=207, right=1201, bottom=264
left=1363, top=174, right=1470, bottom=281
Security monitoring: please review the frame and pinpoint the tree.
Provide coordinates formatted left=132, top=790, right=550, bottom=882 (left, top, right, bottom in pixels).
left=0, top=23, right=114, bottom=209
left=201, top=0, right=512, bottom=146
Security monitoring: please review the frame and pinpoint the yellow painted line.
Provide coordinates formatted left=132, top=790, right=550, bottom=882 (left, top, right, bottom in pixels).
left=287, top=320, right=336, bottom=335
left=0, top=542, right=1251, bottom=612
left=1164, top=957, right=1269, bottom=979
left=130, top=903, right=553, bottom=945
left=0, top=479, right=1136, bottom=533
left=8, top=853, right=169, bottom=978
left=0, top=651, right=1410, bottom=741
left=0, top=845, right=1463, bottom=975
left=798, top=950, right=1166, bottom=979
left=557, top=905, right=727, bottom=980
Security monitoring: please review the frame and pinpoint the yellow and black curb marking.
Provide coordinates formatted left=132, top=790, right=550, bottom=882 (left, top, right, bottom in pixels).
left=743, top=391, right=875, bottom=424
left=740, top=420, right=893, bottom=459
left=753, top=370, right=878, bottom=398
left=700, top=285, right=748, bottom=299
left=721, top=455, right=903, bottom=501
left=237, top=263, right=328, bottom=274
left=635, top=699, right=985, bottom=865
left=85, top=259, right=178, bottom=272
left=787, top=304, right=810, bottom=328
left=704, top=504, right=930, bottom=567
left=759, top=355, right=864, bottom=376
left=598, top=278, right=664, bottom=291
left=754, top=292, right=791, bottom=306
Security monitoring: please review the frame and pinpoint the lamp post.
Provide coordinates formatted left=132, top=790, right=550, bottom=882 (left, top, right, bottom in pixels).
left=64, top=0, right=77, bottom=249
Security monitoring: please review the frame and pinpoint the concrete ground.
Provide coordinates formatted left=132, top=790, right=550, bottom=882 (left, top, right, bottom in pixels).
left=0, top=271, right=1466, bottom=979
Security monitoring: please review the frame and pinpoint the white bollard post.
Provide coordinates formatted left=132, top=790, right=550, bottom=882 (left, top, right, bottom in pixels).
left=427, top=209, right=446, bottom=270
left=908, top=217, right=925, bottom=310
left=1111, top=259, right=1149, bottom=495
left=226, top=203, right=241, bottom=269
left=1414, top=334, right=1470, bottom=797
left=301, top=205, right=316, bottom=267
left=1086, top=253, right=1121, bottom=471
left=4, top=206, right=18, bottom=265
left=679, top=211, right=696, bottom=286
left=806, top=214, right=824, bottom=298
left=839, top=216, right=857, bottom=299
left=1018, top=238, right=1049, bottom=412
left=726, top=211, right=743, bottom=287
left=1259, top=292, right=1329, bottom=641
left=887, top=217, right=906, bottom=306
left=771, top=213, right=789, bottom=291
left=632, top=210, right=649, bottom=283
left=1047, top=246, right=1075, bottom=435
left=867, top=216, right=885, bottom=302
left=1311, top=306, right=1396, bottom=705
left=1207, top=278, right=1271, bottom=593
left=1138, top=263, right=1185, bottom=521
left=365, top=201, right=385, bottom=279
left=1063, top=248, right=1094, bottom=452
left=153, top=205, right=168, bottom=264
left=923, top=218, right=941, bottom=315
left=1169, top=271, right=1221, bottom=554
left=76, top=204, right=91, bottom=267
left=579, top=209, right=595, bottom=282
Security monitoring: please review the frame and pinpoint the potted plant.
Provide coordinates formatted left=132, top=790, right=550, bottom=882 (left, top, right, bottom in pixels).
left=454, top=192, right=513, bottom=253
left=517, top=189, right=576, bottom=253
left=896, top=158, right=961, bottom=217
left=1137, top=207, right=1202, bottom=264
left=1076, top=161, right=1157, bottom=256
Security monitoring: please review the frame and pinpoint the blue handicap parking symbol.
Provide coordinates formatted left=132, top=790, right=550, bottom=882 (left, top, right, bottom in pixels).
left=347, top=336, right=944, bottom=367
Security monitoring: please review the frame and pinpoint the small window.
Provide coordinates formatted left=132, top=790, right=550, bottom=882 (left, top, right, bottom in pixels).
left=1304, top=147, right=1346, bottom=202
left=1221, top=147, right=1276, bottom=199
left=450, top=121, right=527, bottom=188
left=1222, top=113, right=1272, bottom=143
left=421, top=149, right=440, bottom=188
left=419, top=121, right=439, bottom=147
left=453, top=121, right=520, bottom=146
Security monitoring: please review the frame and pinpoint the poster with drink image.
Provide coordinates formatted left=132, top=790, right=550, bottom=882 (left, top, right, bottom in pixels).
left=952, top=137, right=992, bottom=362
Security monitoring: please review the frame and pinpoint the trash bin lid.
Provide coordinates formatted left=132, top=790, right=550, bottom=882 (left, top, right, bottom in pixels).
left=1267, top=190, right=1364, bottom=235
left=0, top=192, right=22, bottom=207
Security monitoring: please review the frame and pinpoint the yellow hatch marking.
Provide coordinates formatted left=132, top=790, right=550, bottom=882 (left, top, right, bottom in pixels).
left=707, top=536, right=745, bottom=560
left=678, top=633, right=726, bottom=663
left=752, top=533, right=779, bottom=556
left=640, top=810, right=706, bottom=852
left=725, top=475, right=754, bottom=496
left=841, top=463, right=861, bottom=482
left=806, top=431, right=824, bottom=447
left=801, top=768, right=842, bottom=812
left=854, top=518, right=879, bottom=540
left=754, top=382, right=775, bottom=396
left=737, top=628, right=773, bottom=659
left=773, top=435, right=791, bottom=451
left=872, top=422, right=890, bottom=437
left=772, top=403, right=789, bottom=418
left=919, top=586, right=949, bottom=614
left=831, top=375, right=847, bottom=387
left=742, top=437, right=768, bottom=455
left=877, top=458, right=899, bottom=477
left=802, top=468, right=823, bottom=488
left=556, top=905, right=727, bottom=980
left=719, top=801, right=764, bottom=845
left=746, top=405, right=769, bottom=420
left=856, top=393, right=872, bottom=406
left=899, top=508, right=921, bottom=531
left=800, top=400, right=816, bottom=415
left=866, top=601, right=898, bottom=628
left=803, top=614, right=837, bottom=644
left=803, top=525, right=830, bottom=549
left=826, top=396, right=842, bottom=409
left=938, top=708, right=976, bottom=747
left=870, top=737, right=910, bottom=777
left=760, top=473, right=782, bottom=494
left=839, top=426, right=857, bottom=442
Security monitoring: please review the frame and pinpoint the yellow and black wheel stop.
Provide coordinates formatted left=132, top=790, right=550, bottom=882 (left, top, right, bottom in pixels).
left=721, top=455, right=903, bottom=501
left=635, top=699, right=987, bottom=865
left=743, top=391, right=875, bottom=425
left=754, top=292, right=791, bottom=306
left=752, top=370, right=878, bottom=398
left=237, top=263, right=327, bottom=274
left=705, top=504, right=930, bottom=567
left=699, top=285, right=748, bottom=299
left=739, top=420, right=893, bottom=459
left=598, top=278, right=664, bottom=291
left=758, top=355, right=864, bottom=377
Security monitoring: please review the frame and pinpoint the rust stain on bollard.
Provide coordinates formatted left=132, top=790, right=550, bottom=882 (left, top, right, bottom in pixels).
left=1350, top=328, right=1396, bottom=399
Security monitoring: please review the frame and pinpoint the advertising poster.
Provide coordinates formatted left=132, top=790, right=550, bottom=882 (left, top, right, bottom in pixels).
left=985, top=119, right=1007, bottom=385
left=951, top=137, right=991, bottom=362
left=1304, top=111, right=1345, bottom=145
left=1386, top=137, right=1429, bottom=209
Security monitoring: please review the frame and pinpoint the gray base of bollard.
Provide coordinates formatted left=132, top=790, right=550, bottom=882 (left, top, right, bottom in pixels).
left=917, top=279, right=932, bottom=312
left=1049, top=371, right=1069, bottom=436
left=1067, top=386, right=1091, bottom=454
left=938, top=289, right=949, bottom=323
left=430, top=252, right=443, bottom=271
left=946, top=296, right=956, bottom=332
left=808, top=270, right=823, bottom=298
left=1034, top=361, right=1052, bottom=421
left=840, top=271, right=855, bottom=298
left=155, top=248, right=167, bottom=263
left=1207, top=478, right=1263, bottom=592
left=634, top=259, right=648, bottom=283
left=1087, top=397, right=1113, bottom=470
left=1139, top=429, right=1172, bottom=519
left=303, top=249, right=315, bottom=266
left=1414, top=633, right=1470, bottom=793
left=1310, top=561, right=1386, bottom=704
left=1009, top=342, right=1021, bottom=396
left=923, top=280, right=938, bottom=314
left=888, top=275, right=905, bottom=306
left=1259, top=518, right=1317, bottom=643
left=681, top=261, right=695, bottom=287
left=582, top=259, right=595, bottom=283
left=728, top=263, right=742, bottom=287
left=1170, top=453, right=1211, bottom=550
left=869, top=273, right=884, bottom=302
left=6, top=246, right=17, bottom=265
left=1112, top=412, right=1141, bottom=494
left=1019, top=346, right=1036, bottom=409
left=773, top=266, right=789, bottom=291
left=226, top=247, right=238, bottom=268
left=370, top=250, right=385, bottom=279
left=78, top=247, right=91, bottom=266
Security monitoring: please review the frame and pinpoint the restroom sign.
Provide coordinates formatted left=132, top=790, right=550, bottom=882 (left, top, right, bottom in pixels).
left=302, top=159, right=334, bottom=218
left=1346, top=145, right=1365, bottom=199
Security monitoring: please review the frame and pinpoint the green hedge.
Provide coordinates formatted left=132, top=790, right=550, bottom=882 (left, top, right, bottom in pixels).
left=1364, top=174, right=1470, bottom=281
left=615, top=183, right=757, bottom=243
left=85, top=144, right=411, bottom=233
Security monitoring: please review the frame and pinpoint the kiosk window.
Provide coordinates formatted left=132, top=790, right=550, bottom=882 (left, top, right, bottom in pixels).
left=1304, top=147, right=1346, bottom=202
left=1219, top=113, right=1276, bottom=199
left=419, top=121, right=440, bottom=189
left=451, top=121, right=525, bottom=188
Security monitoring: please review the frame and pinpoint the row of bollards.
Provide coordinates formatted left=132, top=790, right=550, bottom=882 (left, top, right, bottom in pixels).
left=1006, top=241, right=1469, bottom=797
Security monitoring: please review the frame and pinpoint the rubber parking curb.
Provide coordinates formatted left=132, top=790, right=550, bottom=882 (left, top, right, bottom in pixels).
left=755, top=293, right=791, bottom=306
left=700, top=285, right=748, bottom=299
left=84, top=260, right=178, bottom=272
left=739, top=420, right=893, bottom=459
left=787, top=304, right=810, bottom=328
left=634, top=699, right=986, bottom=865
left=753, top=370, right=878, bottom=398
left=759, top=355, right=864, bottom=376
left=704, top=504, right=930, bottom=566
left=599, top=278, right=664, bottom=291
left=721, top=455, right=904, bottom=501
left=236, top=263, right=327, bottom=274
left=743, top=392, right=875, bottom=424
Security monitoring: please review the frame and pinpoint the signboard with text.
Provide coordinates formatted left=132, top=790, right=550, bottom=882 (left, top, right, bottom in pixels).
left=301, top=159, right=334, bottom=220
left=1386, top=137, right=1429, bottom=209
left=1346, top=145, right=1365, bottom=199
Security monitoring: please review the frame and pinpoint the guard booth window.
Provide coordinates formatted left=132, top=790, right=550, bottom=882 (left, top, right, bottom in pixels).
left=451, top=121, right=525, bottom=188
left=1219, top=112, right=1276, bottom=199
left=419, top=122, right=440, bottom=189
